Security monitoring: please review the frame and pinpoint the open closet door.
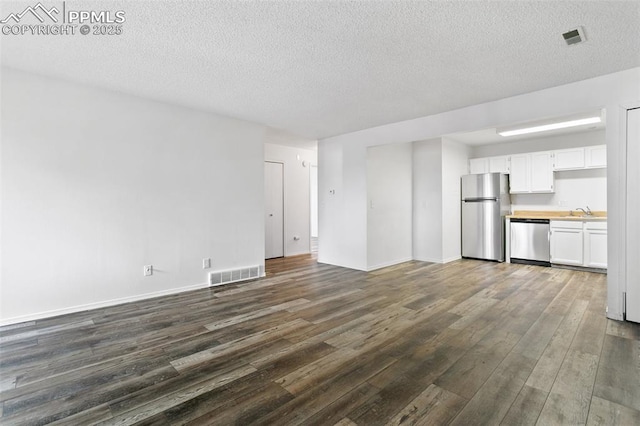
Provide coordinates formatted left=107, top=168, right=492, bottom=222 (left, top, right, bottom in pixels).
left=627, top=107, right=640, bottom=323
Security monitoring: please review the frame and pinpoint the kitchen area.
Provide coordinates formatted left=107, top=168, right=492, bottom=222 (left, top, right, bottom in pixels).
left=456, top=110, right=608, bottom=272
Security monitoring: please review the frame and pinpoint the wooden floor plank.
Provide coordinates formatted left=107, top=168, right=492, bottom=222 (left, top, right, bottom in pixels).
left=586, top=395, right=640, bottom=425
left=0, top=256, right=635, bottom=425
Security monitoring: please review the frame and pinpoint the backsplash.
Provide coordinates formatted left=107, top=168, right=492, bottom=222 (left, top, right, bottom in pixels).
left=510, top=168, right=607, bottom=212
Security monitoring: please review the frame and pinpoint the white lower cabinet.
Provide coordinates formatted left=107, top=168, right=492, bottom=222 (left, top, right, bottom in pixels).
left=550, top=221, right=584, bottom=266
left=584, top=222, right=608, bottom=268
left=550, top=220, right=607, bottom=269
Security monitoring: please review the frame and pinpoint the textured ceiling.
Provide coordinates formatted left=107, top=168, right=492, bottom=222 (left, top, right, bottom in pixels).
left=1, top=1, right=639, bottom=140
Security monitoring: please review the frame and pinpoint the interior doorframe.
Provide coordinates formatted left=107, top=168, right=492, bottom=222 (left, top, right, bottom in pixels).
left=265, top=161, right=285, bottom=259
left=622, top=102, right=640, bottom=322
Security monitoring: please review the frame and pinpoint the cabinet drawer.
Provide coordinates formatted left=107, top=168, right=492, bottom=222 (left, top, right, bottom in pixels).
left=585, top=221, right=607, bottom=230
left=550, top=220, right=583, bottom=229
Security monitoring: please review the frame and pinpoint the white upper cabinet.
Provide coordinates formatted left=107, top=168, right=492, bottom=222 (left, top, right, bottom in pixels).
left=553, top=148, right=585, bottom=171
left=530, top=152, right=554, bottom=192
left=585, top=145, right=607, bottom=168
left=469, top=156, right=510, bottom=174
left=489, top=156, right=510, bottom=174
left=509, top=154, right=529, bottom=193
left=552, top=145, right=606, bottom=171
left=509, top=152, right=554, bottom=193
left=469, top=158, right=489, bottom=174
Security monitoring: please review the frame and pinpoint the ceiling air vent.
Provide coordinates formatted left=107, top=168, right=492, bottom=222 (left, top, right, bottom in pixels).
left=563, top=27, right=586, bottom=45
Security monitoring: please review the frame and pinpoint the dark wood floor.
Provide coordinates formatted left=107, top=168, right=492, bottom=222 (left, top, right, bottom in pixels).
left=1, top=256, right=639, bottom=425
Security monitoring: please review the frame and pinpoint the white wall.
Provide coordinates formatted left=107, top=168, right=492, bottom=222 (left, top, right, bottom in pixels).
left=318, top=67, right=640, bottom=321
left=0, top=68, right=266, bottom=324
left=264, top=143, right=317, bottom=256
left=366, top=143, right=413, bottom=270
left=412, top=138, right=469, bottom=263
left=471, top=130, right=607, bottom=212
left=441, top=138, right=470, bottom=262
left=318, top=140, right=368, bottom=270
left=412, top=139, right=443, bottom=262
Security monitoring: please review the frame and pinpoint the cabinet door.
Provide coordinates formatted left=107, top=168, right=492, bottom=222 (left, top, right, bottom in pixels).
left=553, top=148, right=585, bottom=171
left=584, top=229, right=607, bottom=268
left=469, top=158, right=489, bottom=174
left=550, top=227, right=583, bottom=265
left=509, top=154, right=529, bottom=193
left=586, top=145, right=607, bottom=168
left=489, top=156, right=510, bottom=173
left=530, top=152, right=554, bottom=193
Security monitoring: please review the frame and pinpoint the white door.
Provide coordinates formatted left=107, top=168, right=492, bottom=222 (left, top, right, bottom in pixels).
left=627, top=108, right=640, bottom=322
left=265, top=162, right=284, bottom=259
left=310, top=165, right=318, bottom=238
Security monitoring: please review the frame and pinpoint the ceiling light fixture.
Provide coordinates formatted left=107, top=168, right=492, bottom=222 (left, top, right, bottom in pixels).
left=498, top=116, right=602, bottom=137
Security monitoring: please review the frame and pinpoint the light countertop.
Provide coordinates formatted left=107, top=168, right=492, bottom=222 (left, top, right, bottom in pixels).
left=506, top=210, right=607, bottom=221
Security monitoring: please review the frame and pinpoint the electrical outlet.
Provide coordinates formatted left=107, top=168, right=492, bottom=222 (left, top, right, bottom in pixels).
left=203, top=258, right=211, bottom=269
left=144, top=265, right=153, bottom=276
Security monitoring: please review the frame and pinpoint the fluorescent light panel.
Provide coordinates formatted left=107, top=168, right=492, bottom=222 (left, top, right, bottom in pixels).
left=498, top=116, right=601, bottom=137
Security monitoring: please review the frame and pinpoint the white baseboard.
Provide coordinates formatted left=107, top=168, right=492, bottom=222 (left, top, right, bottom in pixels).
left=366, top=257, right=413, bottom=272
left=606, top=311, right=624, bottom=321
left=0, top=281, right=211, bottom=327
left=317, top=257, right=367, bottom=272
left=414, top=255, right=462, bottom=264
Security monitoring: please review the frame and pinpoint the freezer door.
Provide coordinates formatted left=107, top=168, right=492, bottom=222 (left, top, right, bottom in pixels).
left=461, top=173, right=502, bottom=200
left=462, top=200, right=504, bottom=261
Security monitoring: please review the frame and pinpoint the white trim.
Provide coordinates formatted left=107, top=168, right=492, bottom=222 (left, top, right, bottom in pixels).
left=442, top=255, right=462, bottom=264
left=413, top=256, right=446, bottom=264
left=366, top=257, right=414, bottom=272
left=607, top=311, right=624, bottom=321
left=0, top=281, right=210, bottom=327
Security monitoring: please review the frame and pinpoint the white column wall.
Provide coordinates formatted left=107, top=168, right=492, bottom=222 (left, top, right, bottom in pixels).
left=366, top=143, right=413, bottom=270
left=441, top=138, right=470, bottom=262
left=412, top=139, right=443, bottom=262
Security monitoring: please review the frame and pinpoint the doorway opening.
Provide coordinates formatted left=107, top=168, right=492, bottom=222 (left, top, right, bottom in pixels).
left=264, top=161, right=284, bottom=259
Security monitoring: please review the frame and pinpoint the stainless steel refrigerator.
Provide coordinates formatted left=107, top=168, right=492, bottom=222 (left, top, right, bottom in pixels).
left=461, top=173, right=511, bottom=261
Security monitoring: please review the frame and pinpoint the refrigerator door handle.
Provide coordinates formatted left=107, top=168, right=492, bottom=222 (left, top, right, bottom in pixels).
left=463, top=198, right=499, bottom=202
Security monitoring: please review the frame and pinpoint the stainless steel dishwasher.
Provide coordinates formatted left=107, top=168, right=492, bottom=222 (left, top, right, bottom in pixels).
left=510, top=218, right=551, bottom=266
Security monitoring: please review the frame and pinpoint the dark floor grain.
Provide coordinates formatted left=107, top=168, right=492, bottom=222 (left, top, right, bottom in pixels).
left=1, top=254, right=638, bottom=425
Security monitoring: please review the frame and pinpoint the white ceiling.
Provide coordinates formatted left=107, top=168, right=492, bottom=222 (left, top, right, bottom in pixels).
left=1, top=1, right=639, bottom=141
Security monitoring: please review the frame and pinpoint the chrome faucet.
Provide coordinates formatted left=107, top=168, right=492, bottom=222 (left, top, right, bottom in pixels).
left=576, top=206, right=592, bottom=216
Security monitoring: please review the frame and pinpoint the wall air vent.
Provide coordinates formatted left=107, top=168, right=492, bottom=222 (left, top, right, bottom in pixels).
left=209, top=265, right=264, bottom=287
left=563, top=27, right=586, bottom=46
